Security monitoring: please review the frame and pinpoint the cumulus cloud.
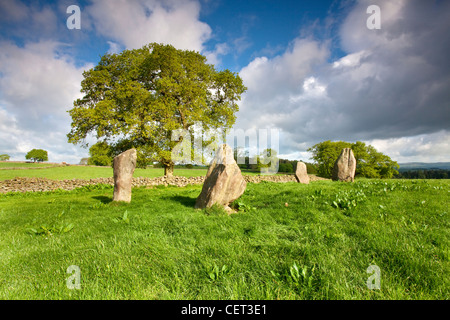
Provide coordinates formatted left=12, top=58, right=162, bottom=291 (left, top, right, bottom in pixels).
left=326, top=0, right=450, bottom=140
left=0, top=41, right=92, bottom=162
left=367, top=130, right=450, bottom=163
left=234, top=0, right=450, bottom=162
left=204, top=42, right=230, bottom=66
left=238, top=38, right=329, bottom=130
left=86, top=0, right=212, bottom=51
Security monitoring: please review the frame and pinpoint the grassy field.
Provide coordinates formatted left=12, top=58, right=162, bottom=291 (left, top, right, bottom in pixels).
left=0, top=164, right=266, bottom=181
left=0, top=162, right=61, bottom=169
left=0, top=165, right=209, bottom=181
left=0, top=176, right=448, bottom=299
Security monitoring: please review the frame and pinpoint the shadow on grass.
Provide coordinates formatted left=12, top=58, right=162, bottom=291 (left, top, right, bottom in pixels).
left=92, top=195, right=113, bottom=204
left=169, top=195, right=197, bottom=208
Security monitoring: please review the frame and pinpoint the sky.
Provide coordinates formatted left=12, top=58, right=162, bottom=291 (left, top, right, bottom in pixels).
left=0, top=0, right=449, bottom=164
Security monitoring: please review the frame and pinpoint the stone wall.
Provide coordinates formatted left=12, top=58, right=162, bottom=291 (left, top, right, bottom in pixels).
left=0, top=174, right=328, bottom=194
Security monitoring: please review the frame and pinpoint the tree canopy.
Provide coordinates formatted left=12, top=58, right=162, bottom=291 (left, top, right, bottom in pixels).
left=0, top=154, right=10, bottom=161
left=67, top=43, right=247, bottom=176
left=25, top=149, right=48, bottom=163
left=88, top=141, right=112, bottom=166
left=308, top=140, right=399, bottom=179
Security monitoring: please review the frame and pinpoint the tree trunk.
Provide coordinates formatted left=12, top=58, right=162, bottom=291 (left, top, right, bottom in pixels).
left=164, top=163, right=174, bottom=177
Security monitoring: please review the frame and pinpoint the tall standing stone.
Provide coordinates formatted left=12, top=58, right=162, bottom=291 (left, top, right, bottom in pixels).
left=113, top=148, right=137, bottom=202
left=332, top=148, right=356, bottom=182
left=195, top=144, right=246, bottom=213
left=294, top=161, right=310, bottom=184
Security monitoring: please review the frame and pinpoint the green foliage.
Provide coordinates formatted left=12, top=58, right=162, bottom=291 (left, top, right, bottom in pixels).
left=0, top=154, right=10, bottom=161
left=108, top=139, right=156, bottom=169
left=231, top=200, right=256, bottom=212
left=329, top=189, right=367, bottom=212
left=112, top=210, right=130, bottom=224
left=396, top=169, right=450, bottom=179
left=257, top=148, right=278, bottom=170
left=233, top=146, right=316, bottom=174
left=25, top=210, right=74, bottom=236
left=67, top=43, right=247, bottom=174
left=205, top=264, right=231, bottom=282
left=27, top=223, right=74, bottom=236
left=88, top=141, right=112, bottom=166
left=25, top=149, right=48, bottom=162
left=305, top=162, right=317, bottom=174
left=308, top=140, right=399, bottom=179
left=271, top=262, right=318, bottom=293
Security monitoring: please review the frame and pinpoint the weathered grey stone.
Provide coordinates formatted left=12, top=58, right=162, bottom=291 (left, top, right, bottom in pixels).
left=113, top=148, right=137, bottom=202
left=294, top=161, right=310, bottom=184
left=195, top=144, right=246, bottom=213
left=332, top=148, right=356, bottom=182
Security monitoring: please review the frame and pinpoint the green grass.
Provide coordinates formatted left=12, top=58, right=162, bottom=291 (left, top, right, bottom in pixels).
left=0, top=165, right=279, bottom=181
left=0, top=166, right=208, bottom=181
left=0, top=162, right=60, bottom=168
left=0, top=179, right=448, bottom=299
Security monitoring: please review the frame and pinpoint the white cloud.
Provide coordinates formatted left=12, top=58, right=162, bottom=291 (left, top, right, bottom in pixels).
left=234, top=0, right=450, bottom=163
left=87, top=0, right=212, bottom=51
left=204, top=42, right=229, bottom=66
left=237, top=38, right=329, bottom=130
left=0, top=40, right=93, bottom=162
left=107, top=41, right=123, bottom=54
left=366, top=130, right=450, bottom=163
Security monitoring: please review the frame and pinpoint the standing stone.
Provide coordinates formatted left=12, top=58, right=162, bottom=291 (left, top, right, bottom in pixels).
left=113, top=148, right=137, bottom=202
left=195, top=144, right=246, bottom=213
left=294, top=161, right=310, bottom=184
left=332, top=148, right=356, bottom=182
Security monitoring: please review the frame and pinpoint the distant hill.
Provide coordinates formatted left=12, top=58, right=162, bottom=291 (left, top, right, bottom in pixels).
left=398, top=162, right=450, bottom=172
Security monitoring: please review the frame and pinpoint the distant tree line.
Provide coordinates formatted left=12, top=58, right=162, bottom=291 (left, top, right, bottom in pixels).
left=308, top=140, right=399, bottom=179
left=232, top=148, right=317, bottom=174
left=87, top=139, right=450, bottom=180
left=395, top=170, right=449, bottom=179
left=1, top=150, right=49, bottom=162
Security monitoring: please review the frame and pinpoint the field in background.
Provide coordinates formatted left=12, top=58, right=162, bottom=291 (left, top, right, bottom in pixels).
left=0, top=163, right=266, bottom=181
left=0, top=162, right=61, bottom=169
left=0, top=178, right=448, bottom=299
left=0, top=165, right=207, bottom=181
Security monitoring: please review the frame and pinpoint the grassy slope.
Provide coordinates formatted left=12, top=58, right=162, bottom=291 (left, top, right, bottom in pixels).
left=0, top=179, right=448, bottom=299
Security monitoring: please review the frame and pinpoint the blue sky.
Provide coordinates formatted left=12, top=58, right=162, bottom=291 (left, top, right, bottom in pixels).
left=0, top=0, right=449, bottom=164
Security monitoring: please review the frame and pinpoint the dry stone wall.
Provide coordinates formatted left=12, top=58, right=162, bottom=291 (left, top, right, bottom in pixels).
left=0, top=174, right=328, bottom=194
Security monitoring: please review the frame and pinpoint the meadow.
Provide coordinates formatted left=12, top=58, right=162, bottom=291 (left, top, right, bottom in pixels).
left=0, top=164, right=448, bottom=299
left=0, top=164, right=207, bottom=181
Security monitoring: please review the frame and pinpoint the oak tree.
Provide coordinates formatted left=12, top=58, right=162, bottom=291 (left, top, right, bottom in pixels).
left=25, top=149, right=48, bottom=163
left=67, top=43, right=246, bottom=176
